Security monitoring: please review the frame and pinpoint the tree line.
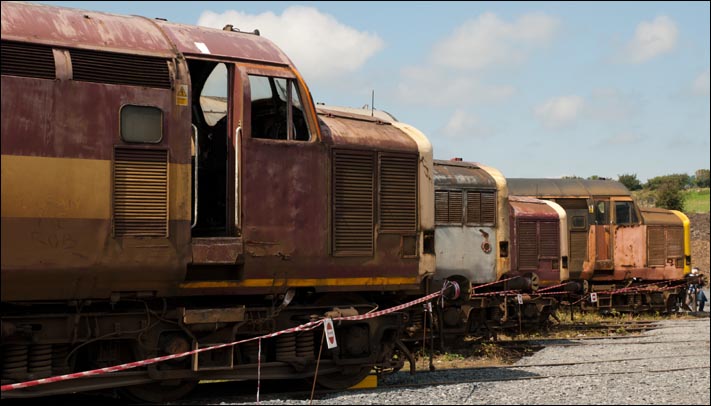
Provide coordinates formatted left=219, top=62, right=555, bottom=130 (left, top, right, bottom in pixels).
left=564, top=169, right=710, bottom=211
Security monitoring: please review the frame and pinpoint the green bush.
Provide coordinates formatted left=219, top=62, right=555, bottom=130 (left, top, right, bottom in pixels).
left=655, top=181, right=684, bottom=211
left=618, top=173, right=642, bottom=191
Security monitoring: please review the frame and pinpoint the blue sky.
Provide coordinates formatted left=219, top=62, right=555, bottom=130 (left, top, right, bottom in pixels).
left=42, top=1, right=710, bottom=182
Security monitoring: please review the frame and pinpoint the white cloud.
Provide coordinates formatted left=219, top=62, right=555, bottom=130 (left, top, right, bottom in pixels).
left=197, top=6, right=384, bottom=83
left=431, top=12, right=559, bottom=70
left=441, top=110, right=485, bottom=138
left=692, top=68, right=710, bottom=96
left=397, top=66, right=516, bottom=107
left=534, top=95, right=585, bottom=129
left=624, top=16, right=678, bottom=63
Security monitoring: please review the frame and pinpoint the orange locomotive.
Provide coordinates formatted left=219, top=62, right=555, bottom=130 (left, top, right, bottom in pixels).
left=1, top=2, right=437, bottom=401
left=507, top=178, right=695, bottom=313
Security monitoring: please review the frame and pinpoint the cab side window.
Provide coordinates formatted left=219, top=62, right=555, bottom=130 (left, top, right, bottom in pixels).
left=614, top=201, right=638, bottom=225
left=249, top=75, right=310, bottom=141
left=595, top=200, right=609, bottom=225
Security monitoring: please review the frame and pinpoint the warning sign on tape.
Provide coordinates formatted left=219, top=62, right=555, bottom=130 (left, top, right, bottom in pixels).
left=323, top=318, right=338, bottom=349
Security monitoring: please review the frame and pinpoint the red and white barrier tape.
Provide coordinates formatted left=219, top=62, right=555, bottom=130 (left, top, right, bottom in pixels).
left=470, top=289, right=521, bottom=298
left=2, top=282, right=458, bottom=392
left=469, top=276, right=521, bottom=292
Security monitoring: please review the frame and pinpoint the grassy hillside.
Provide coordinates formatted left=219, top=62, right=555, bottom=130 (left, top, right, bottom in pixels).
left=683, top=188, right=710, bottom=213
left=632, top=187, right=709, bottom=213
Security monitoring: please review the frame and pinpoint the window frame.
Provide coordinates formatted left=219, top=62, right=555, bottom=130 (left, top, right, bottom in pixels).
left=119, top=104, right=164, bottom=144
left=246, top=72, right=312, bottom=142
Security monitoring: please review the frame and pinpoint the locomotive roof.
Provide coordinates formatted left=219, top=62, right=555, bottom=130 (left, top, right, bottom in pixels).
left=638, top=207, right=683, bottom=226
left=508, top=196, right=559, bottom=219
left=1, top=2, right=292, bottom=65
left=507, top=178, right=631, bottom=198
left=432, top=160, right=497, bottom=189
left=316, top=108, right=418, bottom=151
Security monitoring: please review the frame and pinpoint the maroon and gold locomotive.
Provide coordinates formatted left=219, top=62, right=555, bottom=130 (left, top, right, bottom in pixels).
left=1, top=2, right=436, bottom=400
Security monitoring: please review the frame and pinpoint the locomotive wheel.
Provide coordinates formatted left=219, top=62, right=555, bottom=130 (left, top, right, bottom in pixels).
left=121, top=379, right=198, bottom=403
left=311, top=293, right=373, bottom=389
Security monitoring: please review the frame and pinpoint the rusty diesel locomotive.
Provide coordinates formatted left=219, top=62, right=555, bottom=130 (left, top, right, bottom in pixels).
left=1, top=2, right=439, bottom=401
left=507, top=178, right=695, bottom=313
left=418, top=160, right=560, bottom=344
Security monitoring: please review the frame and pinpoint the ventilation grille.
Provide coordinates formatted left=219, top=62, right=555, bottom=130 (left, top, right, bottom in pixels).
left=448, top=191, right=463, bottom=224
left=518, top=221, right=538, bottom=270
left=435, top=191, right=449, bottom=224
left=569, top=231, right=587, bottom=271
left=481, top=192, right=496, bottom=225
left=466, top=191, right=496, bottom=225
left=1, top=41, right=55, bottom=79
left=539, top=221, right=559, bottom=258
left=435, top=190, right=463, bottom=224
left=379, top=153, right=417, bottom=232
left=666, top=227, right=683, bottom=258
left=113, top=148, right=168, bottom=237
left=333, top=150, right=374, bottom=256
left=647, top=226, right=666, bottom=267
left=466, top=191, right=481, bottom=224
left=70, top=49, right=170, bottom=88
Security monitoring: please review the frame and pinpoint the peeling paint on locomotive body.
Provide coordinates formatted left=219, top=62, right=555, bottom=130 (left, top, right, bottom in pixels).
left=316, top=106, right=436, bottom=278
left=1, top=2, right=429, bottom=302
left=508, top=196, right=562, bottom=288
left=1, top=2, right=192, bottom=301
left=432, top=160, right=501, bottom=284
left=475, top=162, right=510, bottom=280
left=507, top=178, right=688, bottom=284
left=542, top=200, right=569, bottom=282
left=636, top=207, right=686, bottom=281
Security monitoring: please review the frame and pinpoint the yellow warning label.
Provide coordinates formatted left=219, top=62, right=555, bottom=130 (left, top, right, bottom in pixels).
left=176, top=84, right=188, bottom=106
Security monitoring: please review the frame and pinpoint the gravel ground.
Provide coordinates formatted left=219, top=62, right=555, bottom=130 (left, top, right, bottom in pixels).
left=207, top=313, right=710, bottom=405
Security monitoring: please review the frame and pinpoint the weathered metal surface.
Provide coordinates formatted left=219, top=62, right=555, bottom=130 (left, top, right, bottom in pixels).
left=191, top=237, right=243, bottom=264
left=435, top=226, right=497, bottom=283
left=1, top=2, right=174, bottom=57
left=157, top=20, right=291, bottom=65
left=542, top=200, right=569, bottom=282
left=639, top=207, right=684, bottom=226
left=508, top=197, right=560, bottom=286
left=507, top=178, right=632, bottom=198
left=317, top=112, right=418, bottom=152
left=433, top=160, right=498, bottom=188
left=431, top=160, right=502, bottom=284
left=317, top=106, right=435, bottom=277
left=473, top=162, right=511, bottom=280
left=182, top=307, right=246, bottom=324
left=613, top=225, right=646, bottom=269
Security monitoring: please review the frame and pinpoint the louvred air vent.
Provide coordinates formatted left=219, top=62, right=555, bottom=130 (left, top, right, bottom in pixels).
left=481, top=192, right=496, bottom=225
left=333, top=150, right=374, bottom=256
left=435, top=191, right=449, bottom=224
left=71, top=49, right=170, bottom=88
left=518, top=221, right=538, bottom=270
left=1, top=41, right=55, bottom=79
left=379, top=153, right=417, bottom=232
left=666, top=227, right=683, bottom=258
left=647, top=226, right=665, bottom=267
left=113, top=148, right=168, bottom=237
left=539, top=221, right=559, bottom=258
